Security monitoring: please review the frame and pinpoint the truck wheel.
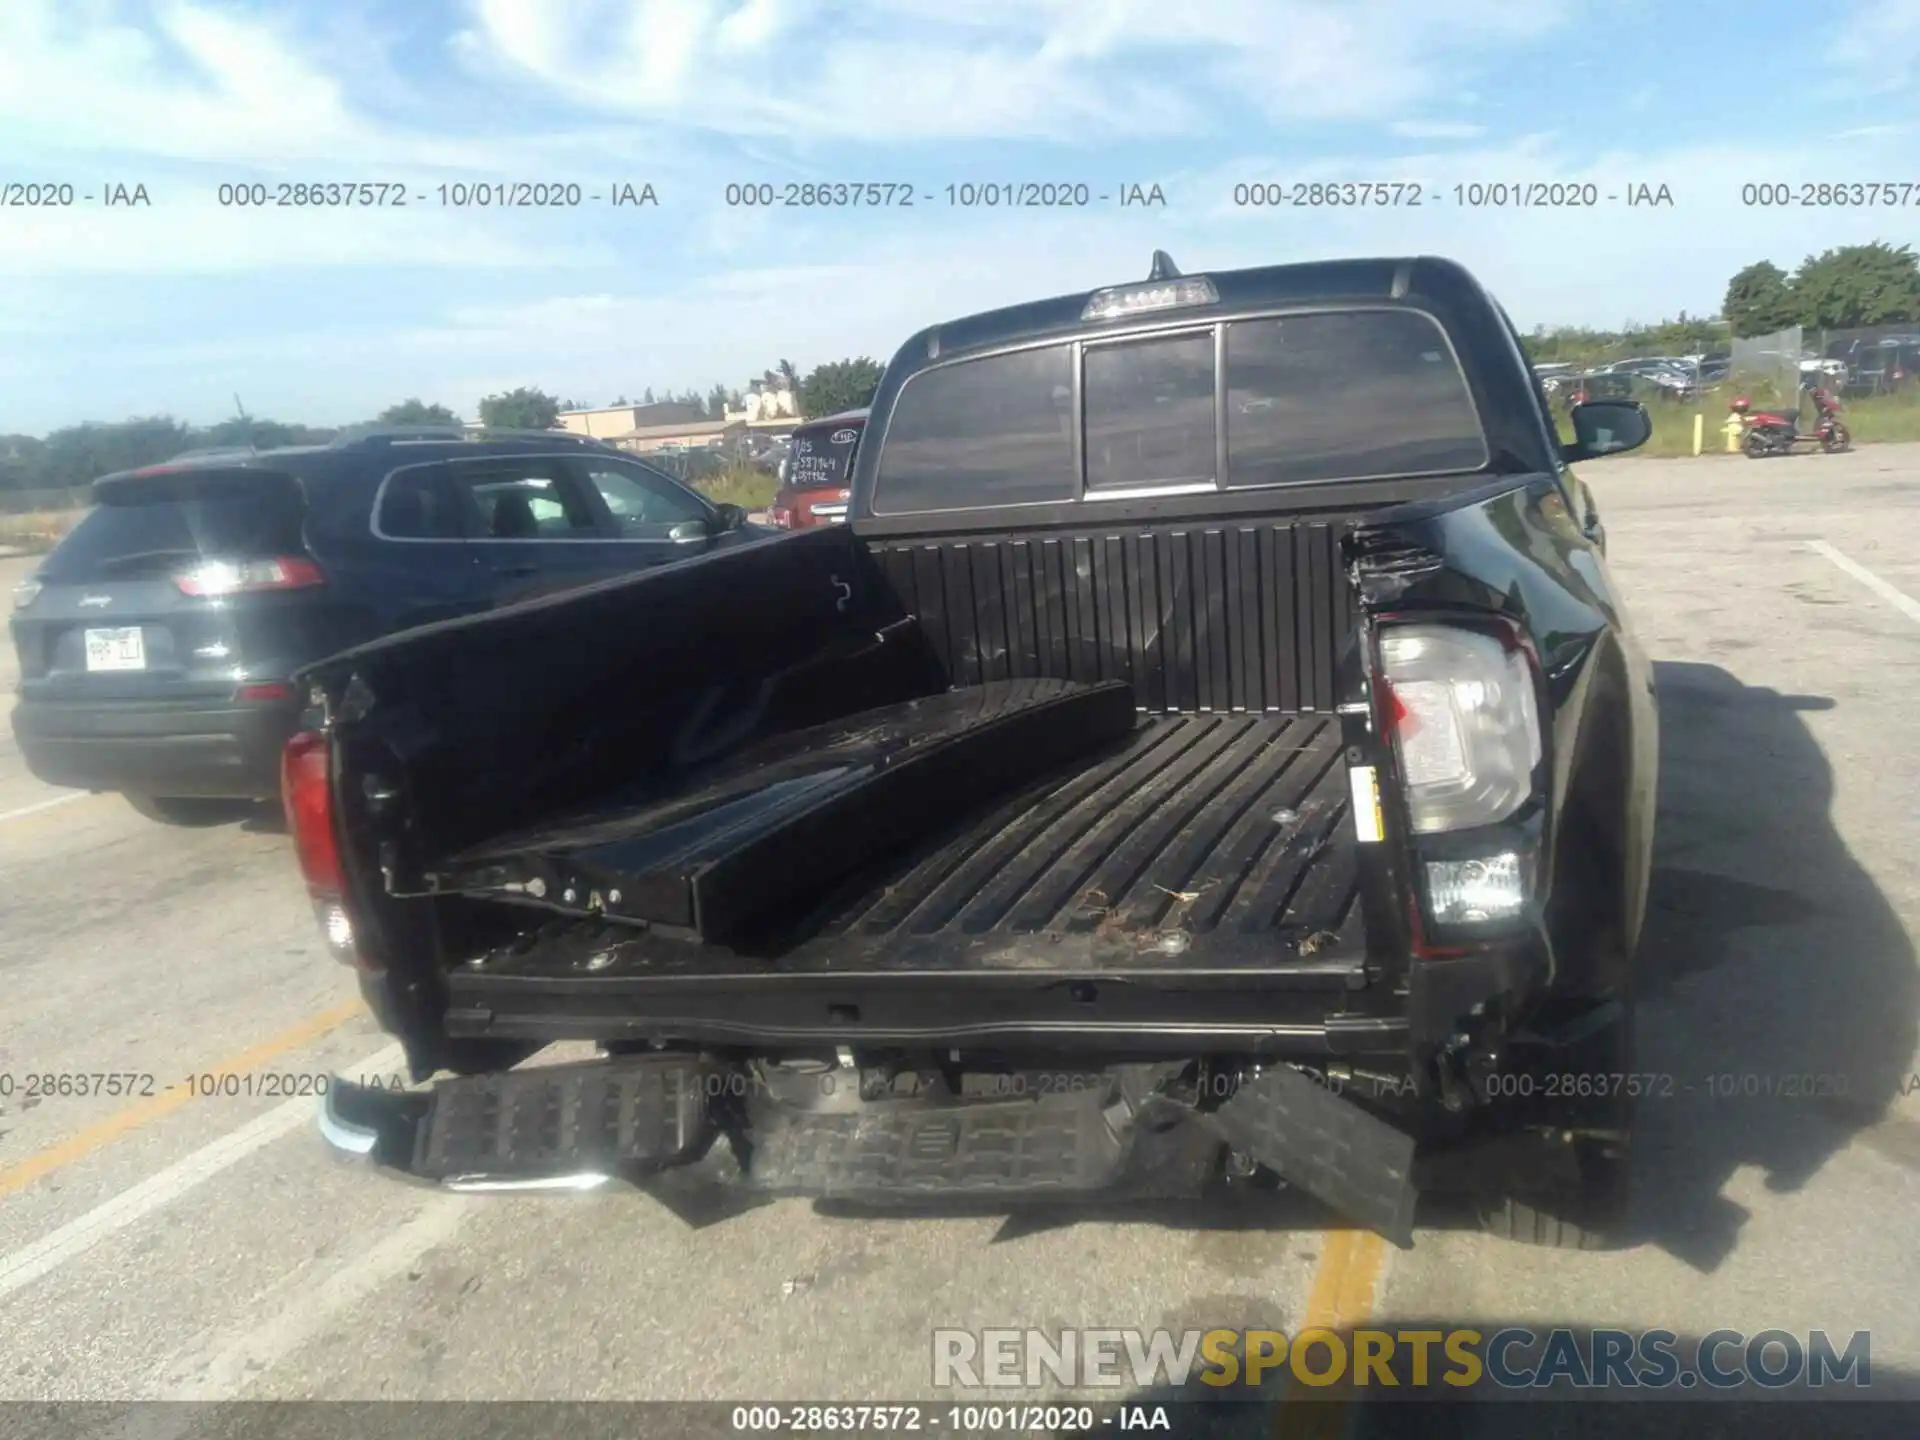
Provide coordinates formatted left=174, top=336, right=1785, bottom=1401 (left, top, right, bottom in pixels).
left=124, top=794, right=254, bottom=826
left=1477, top=989, right=1636, bottom=1250
left=1476, top=1136, right=1629, bottom=1250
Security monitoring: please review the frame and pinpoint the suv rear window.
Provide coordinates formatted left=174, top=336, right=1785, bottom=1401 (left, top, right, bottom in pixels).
left=1223, top=310, right=1487, bottom=487
left=872, top=345, right=1076, bottom=515
left=785, top=419, right=864, bottom=493
left=39, top=472, right=308, bottom=581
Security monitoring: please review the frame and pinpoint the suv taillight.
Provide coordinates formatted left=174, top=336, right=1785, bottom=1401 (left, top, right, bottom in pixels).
left=177, top=556, right=324, bottom=597
left=281, top=729, right=360, bottom=965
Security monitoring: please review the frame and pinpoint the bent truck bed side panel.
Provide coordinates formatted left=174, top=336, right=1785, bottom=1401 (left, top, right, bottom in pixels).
left=425, top=678, right=1140, bottom=945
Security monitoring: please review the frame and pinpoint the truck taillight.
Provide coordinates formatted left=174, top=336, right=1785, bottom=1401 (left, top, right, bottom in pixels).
left=281, top=729, right=360, bottom=965
left=1375, top=622, right=1543, bottom=933
left=1377, top=623, right=1541, bottom=834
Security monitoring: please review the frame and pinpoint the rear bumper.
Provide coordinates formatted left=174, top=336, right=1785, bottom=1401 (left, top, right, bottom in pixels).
left=316, top=1052, right=1423, bottom=1242
left=10, top=694, right=301, bottom=800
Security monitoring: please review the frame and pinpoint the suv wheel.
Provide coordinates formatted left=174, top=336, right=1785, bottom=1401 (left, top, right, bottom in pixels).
left=124, top=794, right=255, bottom=827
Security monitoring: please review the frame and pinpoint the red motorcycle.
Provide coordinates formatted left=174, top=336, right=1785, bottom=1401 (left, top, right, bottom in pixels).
left=1731, top=389, right=1850, bottom=457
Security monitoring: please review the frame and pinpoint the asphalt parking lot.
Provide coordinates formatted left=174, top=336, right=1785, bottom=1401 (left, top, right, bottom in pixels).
left=3, top=447, right=1919, bottom=1428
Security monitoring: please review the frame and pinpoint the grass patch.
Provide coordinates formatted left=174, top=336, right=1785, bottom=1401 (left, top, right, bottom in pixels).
left=1556, top=385, right=1920, bottom=457
left=693, top=464, right=778, bottom=511
left=0, top=507, right=83, bottom=553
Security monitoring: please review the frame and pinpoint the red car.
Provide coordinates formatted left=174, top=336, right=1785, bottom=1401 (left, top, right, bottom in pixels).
left=769, top=408, right=866, bottom=529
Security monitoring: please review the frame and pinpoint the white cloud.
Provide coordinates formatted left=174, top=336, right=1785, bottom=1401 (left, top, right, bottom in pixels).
left=460, top=0, right=1579, bottom=137
left=36, top=117, right=1891, bottom=428
left=1389, top=121, right=1488, bottom=140
left=0, top=0, right=685, bottom=177
left=1833, top=0, right=1920, bottom=85
left=0, top=197, right=613, bottom=277
left=1179, top=131, right=1918, bottom=325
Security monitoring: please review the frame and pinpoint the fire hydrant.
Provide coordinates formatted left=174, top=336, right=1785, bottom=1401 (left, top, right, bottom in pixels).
left=1723, top=413, right=1745, bottom=453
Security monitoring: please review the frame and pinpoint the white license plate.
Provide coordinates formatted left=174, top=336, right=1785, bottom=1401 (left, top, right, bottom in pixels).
left=84, top=626, right=146, bottom=672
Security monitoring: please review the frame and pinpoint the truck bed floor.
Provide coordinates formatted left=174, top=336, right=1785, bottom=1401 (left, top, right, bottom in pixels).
left=455, top=711, right=1365, bottom=992
left=801, top=710, right=1363, bottom=968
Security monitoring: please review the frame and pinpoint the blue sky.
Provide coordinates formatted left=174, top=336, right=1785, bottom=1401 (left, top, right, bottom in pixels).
left=2, top=0, right=1917, bottom=432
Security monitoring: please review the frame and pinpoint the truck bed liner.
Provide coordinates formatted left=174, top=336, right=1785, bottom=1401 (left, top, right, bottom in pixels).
left=447, top=711, right=1366, bottom=1021
left=812, top=710, right=1360, bottom=961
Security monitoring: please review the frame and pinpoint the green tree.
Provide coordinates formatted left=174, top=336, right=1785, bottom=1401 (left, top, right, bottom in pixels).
left=477, top=387, right=561, bottom=430
left=24, top=418, right=194, bottom=490
left=641, top=387, right=656, bottom=405
left=0, top=434, right=48, bottom=493
left=1722, top=261, right=1798, bottom=338
left=799, top=358, right=884, bottom=418
left=377, top=398, right=460, bottom=426
left=559, top=398, right=588, bottom=412
left=706, top=383, right=731, bottom=418
left=200, top=417, right=334, bottom=449
left=1789, top=241, right=1920, bottom=329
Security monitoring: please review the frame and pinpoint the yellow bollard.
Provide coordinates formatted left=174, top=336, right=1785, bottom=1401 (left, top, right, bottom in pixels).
left=1693, top=413, right=1704, bottom=456
left=1723, top=414, right=1744, bottom=453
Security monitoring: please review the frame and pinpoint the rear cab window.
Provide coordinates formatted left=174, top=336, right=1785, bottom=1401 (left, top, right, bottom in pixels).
left=870, top=307, right=1488, bottom=515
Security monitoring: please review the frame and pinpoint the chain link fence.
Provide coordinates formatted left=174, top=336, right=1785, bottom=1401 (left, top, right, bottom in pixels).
left=1728, top=325, right=1804, bottom=411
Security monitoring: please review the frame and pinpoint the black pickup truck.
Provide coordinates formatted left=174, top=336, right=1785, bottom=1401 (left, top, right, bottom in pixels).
left=297, top=253, right=1658, bottom=1250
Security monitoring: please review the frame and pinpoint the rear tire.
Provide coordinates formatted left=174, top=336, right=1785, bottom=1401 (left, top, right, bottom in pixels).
left=1824, top=422, right=1851, bottom=453
left=123, top=794, right=254, bottom=826
left=1476, top=1143, right=1628, bottom=1251
left=1475, top=997, right=1636, bottom=1250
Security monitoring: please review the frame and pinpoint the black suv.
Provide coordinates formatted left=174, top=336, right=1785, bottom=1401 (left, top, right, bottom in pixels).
left=8, top=427, right=763, bottom=823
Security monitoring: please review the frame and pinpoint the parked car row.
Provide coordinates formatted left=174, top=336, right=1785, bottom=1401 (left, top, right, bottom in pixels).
left=1817, top=335, right=1920, bottom=396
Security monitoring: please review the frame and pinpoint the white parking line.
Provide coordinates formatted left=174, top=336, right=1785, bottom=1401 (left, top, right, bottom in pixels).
left=0, top=791, right=89, bottom=824
left=156, top=1194, right=470, bottom=1401
left=1809, top=540, right=1920, bottom=624
left=0, top=1042, right=403, bottom=1303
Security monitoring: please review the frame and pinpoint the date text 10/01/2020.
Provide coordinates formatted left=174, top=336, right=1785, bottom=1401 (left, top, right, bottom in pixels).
left=1229, top=181, right=1675, bottom=208
left=0, top=1071, right=410, bottom=1101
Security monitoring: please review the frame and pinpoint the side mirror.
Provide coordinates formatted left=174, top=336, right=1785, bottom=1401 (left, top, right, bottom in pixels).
left=713, top=502, right=748, bottom=531
left=1561, top=400, right=1652, bottom=463
left=667, top=519, right=713, bottom=545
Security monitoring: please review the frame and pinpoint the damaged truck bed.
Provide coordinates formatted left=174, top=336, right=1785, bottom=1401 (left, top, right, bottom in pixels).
left=297, top=253, right=1659, bottom=1252
left=433, top=691, right=1371, bottom=1047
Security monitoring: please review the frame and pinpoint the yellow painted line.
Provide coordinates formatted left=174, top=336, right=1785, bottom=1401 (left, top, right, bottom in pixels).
left=1273, top=1227, right=1390, bottom=1440
left=0, top=997, right=364, bottom=1200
